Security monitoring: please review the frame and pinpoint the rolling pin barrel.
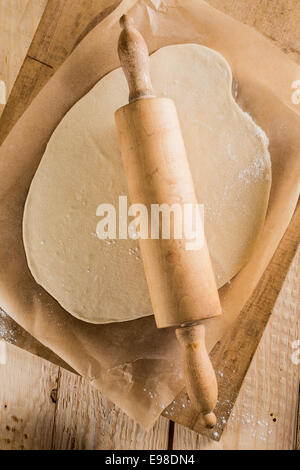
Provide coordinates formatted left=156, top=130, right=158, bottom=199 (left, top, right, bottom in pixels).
left=115, top=15, right=222, bottom=428
left=115, top=97, right=221, bottom=328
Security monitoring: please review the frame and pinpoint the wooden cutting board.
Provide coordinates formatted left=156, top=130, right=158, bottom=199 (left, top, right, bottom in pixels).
left=0, top=0, right=299, bottom=441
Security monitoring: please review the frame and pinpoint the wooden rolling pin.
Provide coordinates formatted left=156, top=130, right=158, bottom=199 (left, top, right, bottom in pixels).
left=115, top=15, right=222, bottom=428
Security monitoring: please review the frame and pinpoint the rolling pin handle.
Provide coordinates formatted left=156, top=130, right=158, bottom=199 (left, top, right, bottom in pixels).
left=118, top=15, right=155, bottom=102
left=176, top=323, right=218, bottom=429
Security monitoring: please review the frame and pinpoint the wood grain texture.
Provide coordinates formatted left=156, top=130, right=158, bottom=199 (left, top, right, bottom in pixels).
left=0, top=341, right=59, bottom=450
left=0, top=0, right=299, bottom=449
left=0, top=0, right=47, bottom=117
left=166, top=205, right=300, bottom=440
left=28, top=0, right=121, bottom=68
left=0, top=0, right=75, bottom=372
left=296, top=387, right=300, bottom=450
left=173, top=246, right=300, bottom=449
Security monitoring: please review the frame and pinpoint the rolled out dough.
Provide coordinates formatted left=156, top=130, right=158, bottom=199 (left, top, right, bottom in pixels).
left=23, top=44, right=271, bottom=324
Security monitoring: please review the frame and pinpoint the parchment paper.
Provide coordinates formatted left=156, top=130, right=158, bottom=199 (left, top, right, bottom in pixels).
left=0, top=0, right=299, bottom=429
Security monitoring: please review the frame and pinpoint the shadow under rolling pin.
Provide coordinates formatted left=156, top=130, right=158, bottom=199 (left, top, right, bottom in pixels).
left=115, top=15, right=222, bottom=429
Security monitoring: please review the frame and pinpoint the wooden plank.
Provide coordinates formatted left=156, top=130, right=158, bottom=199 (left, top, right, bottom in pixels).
left=0, top=0, right=47, bottom=117
left=0, top=0, right=120, bottom=143
left=173, top=246, right=300, bottom=449
left=0, top=342, right=59, bottom=450
left=0, top=0, right=122, bottom=365
left=1, top=246, right=298, bottom=451
left=52, top=369, right=170, bottom=450
left=165, top=205, right=300, bottom=439
left=296, top=388, right=300, bottom=450
left=0, top=0, right=299, bottom=447
left=0, top=342, right=170, bottom=450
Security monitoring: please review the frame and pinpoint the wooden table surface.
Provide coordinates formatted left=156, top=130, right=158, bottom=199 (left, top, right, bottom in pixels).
left=0, top=0, right=299, bottom=450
